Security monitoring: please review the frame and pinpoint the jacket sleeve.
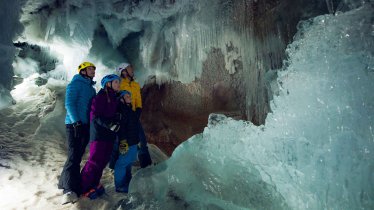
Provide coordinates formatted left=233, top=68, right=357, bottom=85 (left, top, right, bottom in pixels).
left=135, top=83, right=142, bottom=109
left=92, top=116, right=113, bottom=130
left=90, top=96, right=115, bottom=129
left=65, top=81, right=80, bottom=123
left=135, top=108, right=142, bottom=119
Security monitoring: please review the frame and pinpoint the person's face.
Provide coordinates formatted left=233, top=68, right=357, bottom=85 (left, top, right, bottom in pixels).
left=123, top=93, right=131, bottom=104
left=108, top=79, right=120, bottom=91
left=125, top=66, right=134, bottom=78
left=83, top=66, right=96, bottom=78
left=121, top=69, right=126, bottom=78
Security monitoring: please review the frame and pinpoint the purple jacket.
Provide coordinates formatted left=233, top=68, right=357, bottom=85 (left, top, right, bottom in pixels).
left=89, top=88, right=119, bottom=141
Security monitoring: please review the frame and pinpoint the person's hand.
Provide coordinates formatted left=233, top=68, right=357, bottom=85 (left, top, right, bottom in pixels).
left=72, top=121, right=82, bottom=139
left=119, top=140, right=129, bottom=154
left=109, top=122, right=120, bottom=132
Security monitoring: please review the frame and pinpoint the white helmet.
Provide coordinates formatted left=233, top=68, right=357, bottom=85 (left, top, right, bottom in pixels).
left=116, top=62, right=130, bottom=74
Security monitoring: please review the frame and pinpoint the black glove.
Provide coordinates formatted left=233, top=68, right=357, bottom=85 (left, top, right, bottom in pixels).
left=135, top=108, right=142, bottom=119
left=72, top=121, right=82, bottom=139
left=109, top=122, right=120, bottom=132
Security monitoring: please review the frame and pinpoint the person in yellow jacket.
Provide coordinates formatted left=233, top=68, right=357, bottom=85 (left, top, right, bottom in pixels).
left=118, top=64, right=142, bottom=113
left=110, top=62, right=152, bottom=170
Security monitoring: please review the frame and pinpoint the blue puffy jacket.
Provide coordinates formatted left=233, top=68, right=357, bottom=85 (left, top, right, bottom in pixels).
left=65, top=74, right=96, bottom=124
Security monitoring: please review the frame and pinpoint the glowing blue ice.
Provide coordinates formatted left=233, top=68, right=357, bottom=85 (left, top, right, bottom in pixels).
left=121, top=5, right=374, bottom=210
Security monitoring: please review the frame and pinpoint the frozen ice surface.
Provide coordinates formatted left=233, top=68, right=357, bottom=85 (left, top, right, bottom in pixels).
left=15, top=1, right=256, bottom=85
left=119, top=5, right=374, bottom=210
left=0, top=1, right=372, bottom=210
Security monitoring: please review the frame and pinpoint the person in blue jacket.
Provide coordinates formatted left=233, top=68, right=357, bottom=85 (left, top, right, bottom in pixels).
left=58, top=62, right=96, bottom=205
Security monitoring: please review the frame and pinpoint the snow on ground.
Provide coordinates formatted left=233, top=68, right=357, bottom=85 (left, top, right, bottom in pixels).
left=0, top=77, right=168, bottom=210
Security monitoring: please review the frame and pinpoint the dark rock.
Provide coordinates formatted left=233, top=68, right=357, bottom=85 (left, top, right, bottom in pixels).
left=35, top=77, right=48, bottom=86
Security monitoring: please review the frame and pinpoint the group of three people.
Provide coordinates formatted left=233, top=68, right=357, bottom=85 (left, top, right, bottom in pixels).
left=58, top=61, right=152, bottom=204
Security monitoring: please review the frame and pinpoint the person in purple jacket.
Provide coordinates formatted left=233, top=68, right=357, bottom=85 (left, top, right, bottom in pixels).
left=80, top=74, right=121, bottom=199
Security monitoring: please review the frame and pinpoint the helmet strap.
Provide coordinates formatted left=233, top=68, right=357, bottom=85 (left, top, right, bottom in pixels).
left=79, top=70, right=86, bottom=77
left=105, top=81, right=113, bottom=90
left=104, top=88, right=111, bottom=103
left=120, top=70, right=126, bottom=78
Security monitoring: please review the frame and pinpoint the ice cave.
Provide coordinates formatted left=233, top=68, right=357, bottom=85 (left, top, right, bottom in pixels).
left=0, top=0, right=373, bottom=209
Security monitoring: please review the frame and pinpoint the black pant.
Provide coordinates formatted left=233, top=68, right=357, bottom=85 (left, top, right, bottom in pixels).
left=138, top=123, right=152, bottom=168
left=109, top=138, right=119, bottom=170
left=58, top=124, right=89, bottom=194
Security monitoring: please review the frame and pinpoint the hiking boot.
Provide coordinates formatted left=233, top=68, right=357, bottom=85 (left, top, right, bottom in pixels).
left=115, top=186, right=128, bottom=193
left=82, top=188, right=98, bottom=200
left=95, top=184, right=105, bottom=196
left=61, top=191, right=78, bottom=205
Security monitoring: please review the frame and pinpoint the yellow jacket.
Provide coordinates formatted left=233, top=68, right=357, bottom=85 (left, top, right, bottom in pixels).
left=119, top=77, right=142, bottom=111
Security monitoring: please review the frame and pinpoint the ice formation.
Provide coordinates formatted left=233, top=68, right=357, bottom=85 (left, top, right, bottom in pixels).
left=0, top=1, right=372, bottom=210
left=15, top=0, right=261, bottom=83
left=119, top=4, right=374, bottom=210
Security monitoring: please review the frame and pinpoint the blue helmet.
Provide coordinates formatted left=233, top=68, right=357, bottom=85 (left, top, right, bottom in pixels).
left=119, top=90, right=131, bottom=98
left=101, top=74, right=120, bottom=88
